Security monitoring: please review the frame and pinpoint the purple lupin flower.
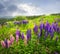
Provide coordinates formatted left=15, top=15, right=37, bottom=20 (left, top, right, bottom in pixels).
left=44, top=32, right=48, bottom=40
left=49, top=26, right=54, bottom=39
left=16, top=28, right=21, bottom=42
left=1, top=39, right=11, bottom=48
left=55, top=22, right=58, bottom=26
left=26, top=29, right=31, bottom=40
left=52, top=22, right=57, bottom=32
left=14, top=21, right=21, bottom=25
left=56, top=26, right=60, bottom=34
left=4, top=39, right=11, bottom=48
left=22, top=20, right=28, bottom=24
left=16, top=28, right=21, bottom=38
left=4, top=38, right=8, bottom=48
left=40, top=30, right=43, bottom=36
left=37, top=33, right=41, bottom=44
left=45, top=21, right=50, bottom=32
left=21, top=33, right=24, bottom=40
left=59, top=28, right=60, bottom=33
left=57, top=27, right=59, bottom=32
left=33, top=24, right=38, bottom=34
left=39, top=22, right=45, bottom=30
left=37, top=33, right=41, bottom=39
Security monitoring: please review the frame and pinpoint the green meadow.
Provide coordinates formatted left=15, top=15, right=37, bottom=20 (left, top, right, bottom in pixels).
left=0, top=14, right=60, bottom=54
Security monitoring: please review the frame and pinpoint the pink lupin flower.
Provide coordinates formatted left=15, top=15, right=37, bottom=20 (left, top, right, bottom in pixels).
left=16, top=35, right=19, bottom=43
left=7, top=39, right=11, bottom=48
left=10, top=34, right=15, bottom=44
left=1, top=40, right=6, bottom=48
left=24, top=35, right=27, bottom=46
left=1, top=39, right=11, bottom=48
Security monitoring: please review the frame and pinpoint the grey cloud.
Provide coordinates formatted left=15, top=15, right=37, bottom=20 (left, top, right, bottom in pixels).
left=0, top=3, right=5, bottom=9
left=0, top=0, right=60, bottom=17
left=0, top=9, right=8, bottom=17
left=7, top=5, right=17, bottom=12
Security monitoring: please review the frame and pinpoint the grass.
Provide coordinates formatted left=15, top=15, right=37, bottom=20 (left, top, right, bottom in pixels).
left=0, top=15, right=60, bottom=54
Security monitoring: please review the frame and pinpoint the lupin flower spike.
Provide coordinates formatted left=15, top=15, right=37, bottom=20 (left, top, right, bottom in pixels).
left=21, top=33, right=24, bottom=40
left=10, top=34, right=15, bottom=44
left=1, top=40, right=6, bottom=48
left=33, top=24, right=38, bottom=34
left=26, top=29, right=31, bottom=40
left=24, top=35, right=27, bottom=46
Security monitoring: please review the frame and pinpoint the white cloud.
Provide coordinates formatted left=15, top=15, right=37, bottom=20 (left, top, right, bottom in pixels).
left=12, top=12, right=20, bottom=16
left=16, top=3, right=43, bottom=16
left=12, top=3, right=59, bottom=16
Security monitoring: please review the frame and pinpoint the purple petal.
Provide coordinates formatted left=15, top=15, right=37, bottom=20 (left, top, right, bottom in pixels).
left=16, top=29, right=21, bottom=37
left=33, top=25, right=38, bottom=33
left=26, top=29, right=31, bottom=40
left=4, top=39, right=8, bottom=48
left=21, top=33, right=24, bottom=40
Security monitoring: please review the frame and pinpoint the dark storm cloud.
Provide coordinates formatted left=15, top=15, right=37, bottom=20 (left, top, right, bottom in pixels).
left=0, top=0, right=28, bottom=16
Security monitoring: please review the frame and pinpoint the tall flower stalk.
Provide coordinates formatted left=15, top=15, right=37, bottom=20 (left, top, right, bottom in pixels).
left=10, top=34, right=15, bottom=44
left=33, top=24, right=38, bottom=34
left=26, top=29, right=31, bottom=40
left=24, top=35, right=27, bottom=46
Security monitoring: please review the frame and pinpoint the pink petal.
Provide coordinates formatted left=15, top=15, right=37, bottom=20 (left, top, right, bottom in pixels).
left=24, top=36, right=27, bottom=46
left=1, top=40, right=6, bottom=48
left=16, top=35, right=19, bottom=42
left=7, top=39, right=11, bottom=48
left=10, top=35, right=15, bottom=44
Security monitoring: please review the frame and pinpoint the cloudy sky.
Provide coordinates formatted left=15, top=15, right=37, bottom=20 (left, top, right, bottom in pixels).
left=0, top=0, right=60, bottom=17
